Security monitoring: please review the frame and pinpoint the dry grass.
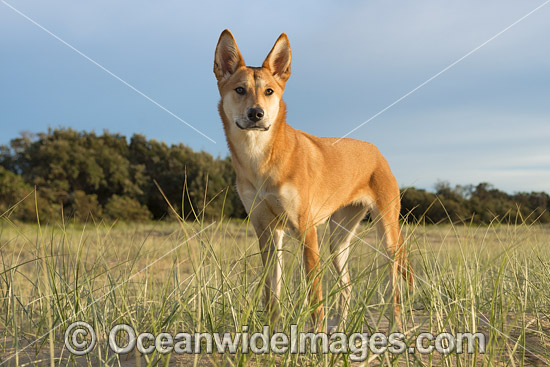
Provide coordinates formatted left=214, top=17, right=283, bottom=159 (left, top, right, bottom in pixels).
left=1, top=215, right=549, bottom=366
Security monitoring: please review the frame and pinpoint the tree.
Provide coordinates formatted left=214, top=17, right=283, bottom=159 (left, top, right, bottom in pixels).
left=104, top=195, right=152, bottom=222
left=0, top=128, right=547, bottom=224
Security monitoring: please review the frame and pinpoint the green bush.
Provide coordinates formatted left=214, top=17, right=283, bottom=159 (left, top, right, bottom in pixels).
left=70, top=190, right=103, bottom=222
left=0, top=166, right=36, bottom=221
left=104, top=195, right=152, bottom=222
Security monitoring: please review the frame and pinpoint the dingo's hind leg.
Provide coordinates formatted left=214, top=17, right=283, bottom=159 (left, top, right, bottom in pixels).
left=370, top=174, right=413, bottom=329
left=328, top=204, right=369, bottom=331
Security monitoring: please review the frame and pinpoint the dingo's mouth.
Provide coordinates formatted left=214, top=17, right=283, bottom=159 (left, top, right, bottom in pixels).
left=235, top=121, right=270, bottom=131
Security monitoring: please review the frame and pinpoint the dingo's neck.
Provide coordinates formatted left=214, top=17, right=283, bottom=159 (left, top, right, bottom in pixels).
left=222, top=102, right=292, bottom=177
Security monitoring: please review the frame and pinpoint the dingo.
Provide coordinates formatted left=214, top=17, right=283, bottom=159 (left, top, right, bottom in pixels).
left=214, top=29, right=413, bottom=331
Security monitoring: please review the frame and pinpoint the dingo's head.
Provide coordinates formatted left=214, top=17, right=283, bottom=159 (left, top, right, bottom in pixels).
left=214, top=29, right=291, bottom=132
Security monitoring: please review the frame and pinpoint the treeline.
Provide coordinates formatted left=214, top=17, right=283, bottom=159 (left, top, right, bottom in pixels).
left=402, top=182, right=549, bottom=224
left=0, top=128, right=244, bottom=223
left=0, top=128, right=548, bottom=224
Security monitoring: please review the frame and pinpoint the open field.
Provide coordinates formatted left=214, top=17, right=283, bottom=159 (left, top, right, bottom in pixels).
left=1, top=217, right=549, bottom=366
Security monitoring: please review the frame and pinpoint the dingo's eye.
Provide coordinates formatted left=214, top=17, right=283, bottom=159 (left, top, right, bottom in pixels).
left=235, top=87, right=246, bottom=95
left=265, top=88, right=274, bottom=96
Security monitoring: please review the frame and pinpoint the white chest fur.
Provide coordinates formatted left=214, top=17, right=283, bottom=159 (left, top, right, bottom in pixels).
left=236, top=176, right=300, bottom=228
left=229, top=125, right=301, bottom=227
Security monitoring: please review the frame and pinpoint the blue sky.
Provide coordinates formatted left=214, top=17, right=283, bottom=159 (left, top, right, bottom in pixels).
left=1, top=0, right=549, bottom=193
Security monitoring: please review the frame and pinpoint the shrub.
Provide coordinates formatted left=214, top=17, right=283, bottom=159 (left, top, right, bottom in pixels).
left=71, top=190, right=103, bottom=222
left=104, top=195, right=152, bottom=222
left=0, top=166, right=36, bottom=221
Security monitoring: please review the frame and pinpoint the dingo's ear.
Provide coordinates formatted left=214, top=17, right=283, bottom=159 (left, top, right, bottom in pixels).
left=262, top=33, right=291, bottom=84
left=214, top=29, right=245, bottom=81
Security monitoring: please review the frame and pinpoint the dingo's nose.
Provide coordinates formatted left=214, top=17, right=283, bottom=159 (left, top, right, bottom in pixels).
left=247, top=108, right=264, bottom=122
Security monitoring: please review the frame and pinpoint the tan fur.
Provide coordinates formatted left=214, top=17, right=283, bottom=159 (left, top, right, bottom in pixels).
left=214, top=29, right=413, bottom=331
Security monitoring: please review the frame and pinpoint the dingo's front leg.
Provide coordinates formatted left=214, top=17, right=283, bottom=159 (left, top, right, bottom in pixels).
left=253, top=217, right=284, bottom=326
left=302, top=227, right=325, bottom=331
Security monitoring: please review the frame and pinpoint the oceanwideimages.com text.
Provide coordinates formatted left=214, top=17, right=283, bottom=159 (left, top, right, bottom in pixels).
left=65, top=322, right=486, bottom=361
